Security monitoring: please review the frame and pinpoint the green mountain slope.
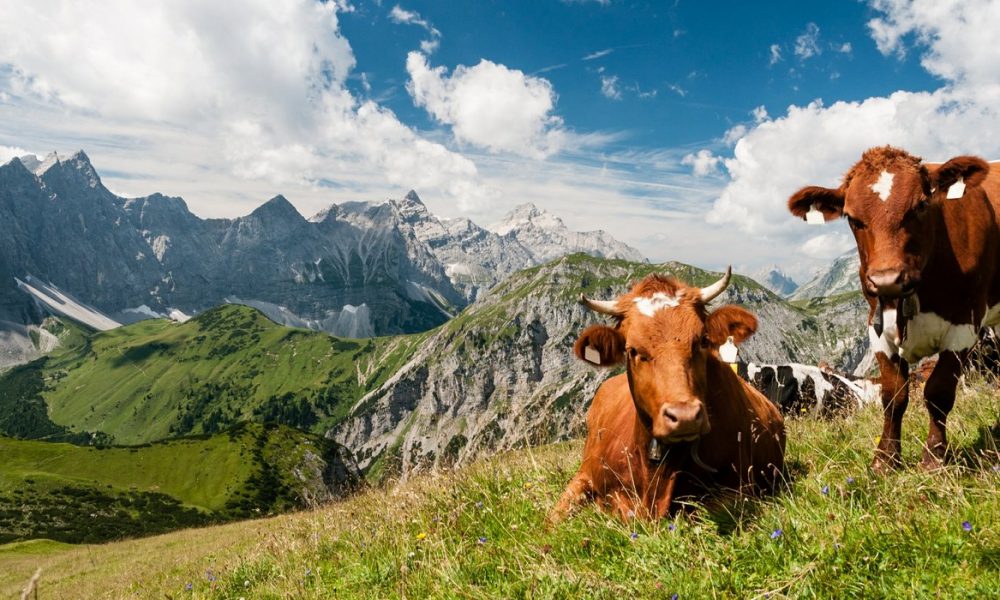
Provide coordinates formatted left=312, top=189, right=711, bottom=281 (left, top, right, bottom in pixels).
left=0, top=422, right=359, bottom=544
left=0, top=304, right=425, bottom=445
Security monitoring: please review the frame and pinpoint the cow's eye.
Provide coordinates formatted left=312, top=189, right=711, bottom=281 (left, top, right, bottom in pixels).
left=700, top=335, right=712, bottom=349
left=914, top=199, right=930, bottom=214
left=846, top=215, right=865, bottom=230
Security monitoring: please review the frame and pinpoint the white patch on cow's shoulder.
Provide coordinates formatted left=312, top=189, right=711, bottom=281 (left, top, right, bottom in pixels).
left=899, top=311, right=977, bottom=363
left=871, top=170, right=894, bottom=202
left=869, top=308, right=900, bottom=359
left=633, top=292, right=679, bottom=317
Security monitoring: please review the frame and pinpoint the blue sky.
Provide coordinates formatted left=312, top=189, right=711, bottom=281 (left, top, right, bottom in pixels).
left=1, top=0, right=998, bottom=280
left=345, top=1, right=936, bottom=149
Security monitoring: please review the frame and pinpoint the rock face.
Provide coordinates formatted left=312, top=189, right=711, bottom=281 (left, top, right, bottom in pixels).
left=490, top=204, right=644, bottom=264
left=0, top=152, right=465, bottom=338
left=791, top=251, right=862, bottom=300
left=406, top=195, right=646, bottom=302
left=752, top=265, right=799, bottom=297
left=330, top=255, right=869, bottom=479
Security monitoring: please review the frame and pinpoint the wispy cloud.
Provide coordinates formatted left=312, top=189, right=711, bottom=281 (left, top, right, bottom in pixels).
left=600, top=74, right=622, bottom=100
left=794, top=22, right=821, bottom=60
left=389, top=5, right=442, bottom=53
left=583, top=48, right=614, bottom=61
left=768, top=43, right=782, bottom=66
left=534, top=63, right=568, bottom=75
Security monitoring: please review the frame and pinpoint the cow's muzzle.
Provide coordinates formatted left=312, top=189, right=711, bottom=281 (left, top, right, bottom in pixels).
left=866, top=268, right=919, bottom=298
left=654, top=401, right=709, bottom=442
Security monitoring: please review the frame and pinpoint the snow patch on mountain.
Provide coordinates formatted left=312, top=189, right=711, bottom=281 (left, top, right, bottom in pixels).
left=15, top=276, right=122, bottom=331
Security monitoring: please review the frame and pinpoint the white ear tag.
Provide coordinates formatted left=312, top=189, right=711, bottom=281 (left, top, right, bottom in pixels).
left=719, top=335, right=738, bottom=363
left=946, top=178, right=965, bottom=199
left=805, top=205, right=825, bottom=225
left=584, top=345, right=601, bottom=365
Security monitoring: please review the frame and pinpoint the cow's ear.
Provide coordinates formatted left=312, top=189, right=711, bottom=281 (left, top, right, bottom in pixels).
left=574, top=325, right=625, bottom=367
left=787, top=186, right=845, bottom=221
left=705, top=305, right=758, bottom=347
left=931, top=155, right=990, bottom=192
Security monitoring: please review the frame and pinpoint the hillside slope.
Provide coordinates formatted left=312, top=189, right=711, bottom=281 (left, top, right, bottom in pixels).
left=0, top=304, right=425, bottom=445
left=0, top=423, right=359, bottom=544
left=1, top=385, right=995, bottom=598
left=334, top=254, right=869, bottom=478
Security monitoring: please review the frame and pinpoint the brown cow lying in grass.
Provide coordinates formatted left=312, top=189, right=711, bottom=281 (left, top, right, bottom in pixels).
left=550, top=269, right=785, bottom=522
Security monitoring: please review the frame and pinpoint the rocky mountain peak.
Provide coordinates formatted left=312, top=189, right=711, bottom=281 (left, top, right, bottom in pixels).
left=248, top=194, right=304, bottom=222
left=402, top=189, right=424, bottom=206
left=492, top=203, right=564, bottom=236
left=752, top=264, right=799, bottom=297
left=790, top=251, right=861, bottom=300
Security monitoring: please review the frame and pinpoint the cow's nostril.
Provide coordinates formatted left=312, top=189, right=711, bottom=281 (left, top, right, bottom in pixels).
left=662, top=406, right=679, bottom=423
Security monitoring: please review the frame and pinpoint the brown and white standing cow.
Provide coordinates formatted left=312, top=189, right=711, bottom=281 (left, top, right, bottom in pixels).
left=549, top=269, right=785, bottom=522
left=788, top=145, right=1000, bottom=471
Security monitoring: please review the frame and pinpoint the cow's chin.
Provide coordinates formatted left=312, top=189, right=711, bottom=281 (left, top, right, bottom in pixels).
left=660, top=431, right=706, bottom=444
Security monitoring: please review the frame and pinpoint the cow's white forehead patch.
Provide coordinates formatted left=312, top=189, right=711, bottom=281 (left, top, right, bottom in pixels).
left=633, top=292, right=679, bottom=317
left=871, top=170, right=894, bottom=202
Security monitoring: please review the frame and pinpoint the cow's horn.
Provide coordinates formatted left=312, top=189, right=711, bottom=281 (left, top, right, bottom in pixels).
left=579, top=294, right=622, bottom=316
left=699, top=266, right=732, bottom=302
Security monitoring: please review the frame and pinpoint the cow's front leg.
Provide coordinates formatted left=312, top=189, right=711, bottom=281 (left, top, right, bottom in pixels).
left=873, top=352, right=909, bottom=473
left=921, top=350, right=965, bottom=470
left=548, top=473, right=593, bottom=525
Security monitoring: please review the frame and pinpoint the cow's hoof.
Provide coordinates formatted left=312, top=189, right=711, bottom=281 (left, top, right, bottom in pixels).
left=871, top=453, right=901, bottom=475
left=918, top=452, right=947, bottom=472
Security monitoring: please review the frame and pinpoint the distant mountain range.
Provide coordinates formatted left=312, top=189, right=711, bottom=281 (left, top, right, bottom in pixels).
left=752, top=265, right=800, bottom=297
left=0, top=151, right=643, bottom=365
left=790, top=250, right=862, bottom=300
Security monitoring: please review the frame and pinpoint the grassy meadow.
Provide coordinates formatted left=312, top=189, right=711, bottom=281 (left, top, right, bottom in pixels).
left=1, top=377, right=997, bottom=598
left=0, top=423, right=357, bottom=545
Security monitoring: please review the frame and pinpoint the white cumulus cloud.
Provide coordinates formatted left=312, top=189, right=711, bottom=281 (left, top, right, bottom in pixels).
left=681, top=149, right=722, bottom=177
left=406, top=52, right=567, bottom=158
left=0, top=0, right=491, bottom=212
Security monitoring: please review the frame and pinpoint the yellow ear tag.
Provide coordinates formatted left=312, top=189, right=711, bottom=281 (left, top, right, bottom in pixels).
left=584, top=345, right=601, bottom=365
left=946, top=178, right=965, bottom=199
left=719, top=335, right=738, bottom=363
left=806, top=204, right=825, bottom=225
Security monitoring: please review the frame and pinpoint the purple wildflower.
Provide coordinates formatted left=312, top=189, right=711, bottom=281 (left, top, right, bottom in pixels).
left=668, top=523, right=676, bottom=532
left=206, top=570, right=215, bottom=582
left=185, top=582, right=192, bottom=591
left=475, top=501, right=483, bottom=509
left=846, top=476, right=855, bottom=485
left=821, top=485, right=829, bottom=495
left=962, top=521, right=973, bottom=532
left=770, top=529, right=783, bottom=540
left=630, top=531, right=639, bottom=540
left=671, top=594, right=679, bottom=600
left=478, top=536, right=487, bottom=544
